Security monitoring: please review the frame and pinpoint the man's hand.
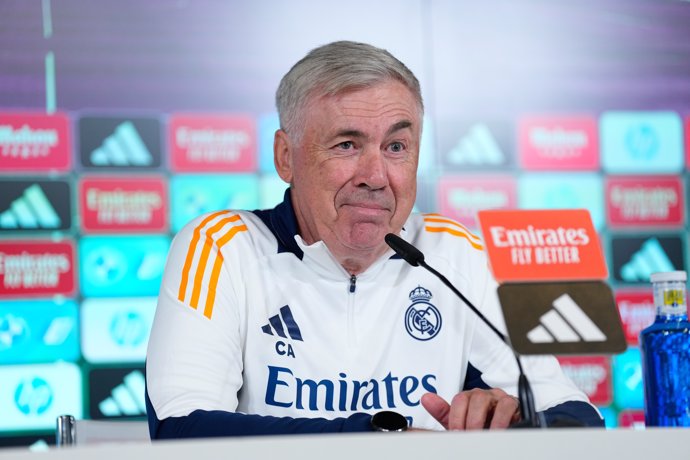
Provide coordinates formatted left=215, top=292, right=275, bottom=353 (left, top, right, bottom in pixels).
left=421, top=389, right=521, bottom=430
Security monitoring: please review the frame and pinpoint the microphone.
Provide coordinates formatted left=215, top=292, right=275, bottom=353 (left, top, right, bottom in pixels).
left=384, top=233, right=540, bottom=428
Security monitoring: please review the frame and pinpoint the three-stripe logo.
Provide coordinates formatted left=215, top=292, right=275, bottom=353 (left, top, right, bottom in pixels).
left=90, top=121, right=153, bottom=166
left=97, top=370, right=146, bottom=417
left=446, top=124, right=505, bottom=166
left=0, top=184, right=60, bottom=229
left=620, top=237, right=674, bottom=282
left=527, top=294, right=607, bottom=344
left=261, top=305, right=303, bottom=341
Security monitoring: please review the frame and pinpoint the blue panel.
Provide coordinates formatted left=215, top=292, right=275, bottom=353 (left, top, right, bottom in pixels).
left=170, top=174, right=259, bottom=232
left=81, top=297, right=157, bottom=364
left=0, top=363, right=82, bottom=431
left=79, top=236, right=170, bottom=297
left=0, top=300, right=79, bottom=365
left=612, top=347, right=644, bottom=410
left=518, top=173, right=605, bottom=229
left=601, top=111, right=684, bottom=174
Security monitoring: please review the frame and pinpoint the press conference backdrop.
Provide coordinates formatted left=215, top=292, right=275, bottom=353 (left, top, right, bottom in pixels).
left=0, top=0, right=689, bottom=448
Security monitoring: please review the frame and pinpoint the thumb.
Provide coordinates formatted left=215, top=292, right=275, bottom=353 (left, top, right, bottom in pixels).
left=420, top=392, right=450, bottom=429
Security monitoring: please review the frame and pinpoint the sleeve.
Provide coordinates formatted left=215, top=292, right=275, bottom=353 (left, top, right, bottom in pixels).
left=145, top=213, right=373, bottom=439
left=460, top=249, right=604, bottom=428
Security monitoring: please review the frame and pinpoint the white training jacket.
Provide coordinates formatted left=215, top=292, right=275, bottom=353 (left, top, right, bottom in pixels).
left=146, top=192, right=599, bottom=438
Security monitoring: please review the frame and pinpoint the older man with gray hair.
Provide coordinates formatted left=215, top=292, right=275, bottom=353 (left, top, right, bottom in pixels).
left=146, top=40, right=603, bottom=438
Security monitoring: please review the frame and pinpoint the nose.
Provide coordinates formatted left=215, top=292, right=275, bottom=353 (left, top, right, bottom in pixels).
left=354, top=147, right=388, bottom=190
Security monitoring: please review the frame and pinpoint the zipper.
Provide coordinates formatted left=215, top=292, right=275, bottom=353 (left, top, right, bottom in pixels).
left=347, top=274, right=357, bottom=347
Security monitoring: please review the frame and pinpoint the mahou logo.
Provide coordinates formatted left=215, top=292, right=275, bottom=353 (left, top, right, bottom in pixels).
left=0, top=241, right=76, bottom=297
left=437, top=176, right=517, bottom=229
left=557, top=356, right=612, bottom=405
left=518, top=116, right=598, bottom=170
left=0, top=113, right=71, bottom=172
left=170, top=114, right=256, bottom=172
left=79, top=176, right=168, bottom=232
left=606, top=176, right=684, bottom=227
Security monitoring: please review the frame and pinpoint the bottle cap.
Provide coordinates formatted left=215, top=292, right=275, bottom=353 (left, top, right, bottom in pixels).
left=650, top=271, right=687, bottom=283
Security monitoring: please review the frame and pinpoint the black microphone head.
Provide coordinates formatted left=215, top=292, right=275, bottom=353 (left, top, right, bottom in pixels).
left=385, top=233, right=425, bottom=267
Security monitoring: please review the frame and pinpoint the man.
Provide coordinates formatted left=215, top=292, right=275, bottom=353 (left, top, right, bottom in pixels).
left=146, top=41, right=603, bottom=438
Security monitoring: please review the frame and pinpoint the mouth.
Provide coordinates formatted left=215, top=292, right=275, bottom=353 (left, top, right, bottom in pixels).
left=342, top=202, right=391, bottom=217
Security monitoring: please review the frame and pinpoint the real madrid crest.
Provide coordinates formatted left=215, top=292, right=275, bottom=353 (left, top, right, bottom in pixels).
left=405, top=286, right=442, bottom=341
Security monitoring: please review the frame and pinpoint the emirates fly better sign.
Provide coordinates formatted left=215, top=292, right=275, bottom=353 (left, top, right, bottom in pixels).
left=477, top=209, right=608, bottom=282
left=477, top=209, right=625, bottom=355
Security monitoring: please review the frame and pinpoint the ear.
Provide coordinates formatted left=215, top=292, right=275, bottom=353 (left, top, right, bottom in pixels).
left=274, top=129, right=293, bottom=184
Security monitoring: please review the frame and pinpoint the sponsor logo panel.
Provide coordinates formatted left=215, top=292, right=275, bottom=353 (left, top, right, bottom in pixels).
left=496, top=282, right=626, bottom=355
left=478, top=209, right=608, bottom=282
left=79, top=176, right=168, bottom=233
left=81, top=297, right=156, bottom=364
left=437, top=175, right=516, bottom=229
left=170, top=174, right=258, bottom=232
left=88, top=366, right=146, bottom=419
left=606, top=176, right=684, bottom=227
left=0, top=180, right=72, bottom=233
left=610, top=234, right=686, bottom=284
left=0, top=300, right=79, bottom=365
left=518, top=173, right=605, bottom=229
left=170, top=114, right=256, bottom=172
left=79, top=116, right=162, bottom=169
left=0, top=112, right=71, bottom=172
left=600, top=111, right=684, bottom=174
left=0, top=241, right=76, bottom=298
left=439, top=120, right=512, bottom=170
left=612, top=347, right=644, bottom=410
left=79, top=236, right=169, bottom=297
left=518, top=115, right=598, bottom=170
left=0, top=363, right=82, bottom=431
left=615, top=290, right=655, bottom=345
left=557, top=356, right=612, bottom=405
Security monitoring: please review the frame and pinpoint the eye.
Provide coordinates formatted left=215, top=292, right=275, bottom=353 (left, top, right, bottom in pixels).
left=336, top=141, right=354, bottom=150
left=388, top=142, right=405, bottom=153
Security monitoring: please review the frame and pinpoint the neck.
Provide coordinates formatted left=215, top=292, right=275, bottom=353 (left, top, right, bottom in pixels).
left=338, top=247, right=387, bottom=275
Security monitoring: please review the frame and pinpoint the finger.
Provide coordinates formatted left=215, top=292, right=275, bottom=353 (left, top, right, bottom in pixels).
left=447, top=392, right=471, bottom=430
left=465, top=390, right=493, bottom=430
left=488, top=396, right=520, bottom=429
left=420, top=392, right=451, bottom=429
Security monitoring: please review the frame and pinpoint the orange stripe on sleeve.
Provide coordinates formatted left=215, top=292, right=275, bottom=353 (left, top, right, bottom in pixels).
left=423, top=216, right=481, bottom=241
left=425, top=226, right=484, bottom=251
left=178, top=211, right=232, bottom=302
left=189, top=215, right=242, bottom=309
left=203, top=224, right=248, bottom=319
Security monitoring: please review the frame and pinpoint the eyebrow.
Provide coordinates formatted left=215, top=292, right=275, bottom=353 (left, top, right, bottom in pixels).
left=386, top=120, right=413, bottom=137
left=331, top=120, right=414, bottom=141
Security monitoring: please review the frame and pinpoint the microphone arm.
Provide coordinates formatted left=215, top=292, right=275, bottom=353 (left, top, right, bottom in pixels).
left=384, top=233, right=540, bottom=428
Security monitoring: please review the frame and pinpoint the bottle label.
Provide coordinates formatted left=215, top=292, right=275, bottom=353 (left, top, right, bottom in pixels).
left=663, top=289, right=685, bottom=307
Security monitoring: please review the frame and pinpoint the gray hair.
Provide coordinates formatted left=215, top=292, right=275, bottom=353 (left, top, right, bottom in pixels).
left=276, top=41, right=423, bottom=138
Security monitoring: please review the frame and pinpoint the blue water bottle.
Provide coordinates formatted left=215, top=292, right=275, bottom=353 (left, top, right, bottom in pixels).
left=640, top=270, right=690, bottom=427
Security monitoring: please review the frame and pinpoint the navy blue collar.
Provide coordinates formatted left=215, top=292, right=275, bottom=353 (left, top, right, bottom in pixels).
left=251, top=188, right=304, bottom=259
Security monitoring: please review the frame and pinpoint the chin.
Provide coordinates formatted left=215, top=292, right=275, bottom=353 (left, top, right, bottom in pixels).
left=344, top=227, right=388, bottom=251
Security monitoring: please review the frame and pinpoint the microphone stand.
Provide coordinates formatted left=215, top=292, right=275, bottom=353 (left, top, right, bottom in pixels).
left=385, top=233, right=541, bottom=428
